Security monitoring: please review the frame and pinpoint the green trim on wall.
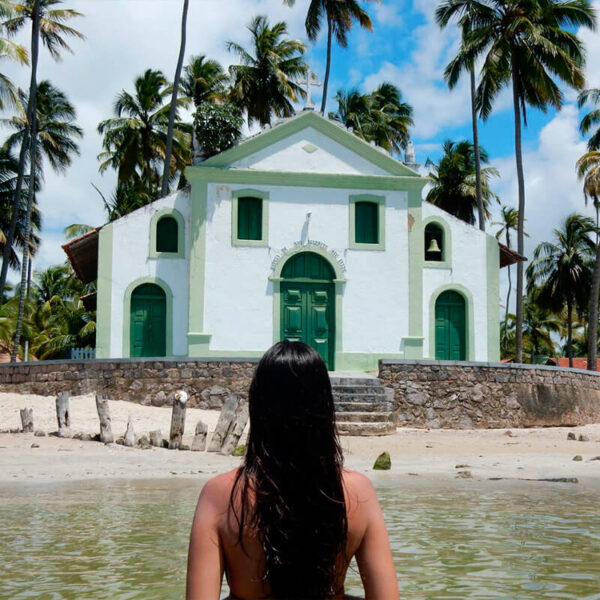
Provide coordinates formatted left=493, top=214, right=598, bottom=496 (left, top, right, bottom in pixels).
left=187, top=182, right=210, bottom=356
left=428, top=284, right=476, bottom=361
left=407, top=192, right=423, bottom=354
left=122, top=277, right=174, bottom=358
left=200, top=110, right=421, bottom=177
left=402, top=336, right=424, bottom=359
left=422, top=215, right=452, bottom=269
left=335, top=352, right=405, bottom=372
left=231, top=188, right=269, bottom=247
left=348, top=194, right=386, bottom=251
left=186, top=166, right=428, bottom=193
left=486, top=236, right=501, bottom=362
left=271, top=251, right=346, bottom=370
left=149, top=207, right=185, bottom=259
left=96, top=225, right=113, bottom=358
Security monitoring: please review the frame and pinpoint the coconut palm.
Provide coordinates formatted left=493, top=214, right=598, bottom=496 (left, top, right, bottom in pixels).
left=425, top=139, right=499, bottom=225
left=578, top=88, right=600, bottom=151
left=522, top=289, right=561, bottom=363
left=436, top=0, right=487, bottom=232
left=283, top=0, right=379, bottom=114
left=98, top=69, right=190, bottom=194
left=527, top=214, right=596, bottom=368
left=0, top=0, right=83, bottom=306
left=0, top=0, right=28, bottom=111
left=577, top=150, right=600, bottom=369
left=161, top=0, right=189, bottom=197
left=448, top=0, right=596, bottom=364
left=181, top=55, right=228, bottom=109
left=226, top=15, right=308, bottom=126
left=493, top=205, right=528, bottom=328
left=329, top=83, right=414, bottom=154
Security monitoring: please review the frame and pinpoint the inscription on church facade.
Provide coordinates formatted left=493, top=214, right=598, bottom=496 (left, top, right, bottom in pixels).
left=270, top=240, right=347, bottom=274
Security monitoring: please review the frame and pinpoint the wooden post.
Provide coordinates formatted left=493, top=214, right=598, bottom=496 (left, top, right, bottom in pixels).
left=124, top=416, right=136, bottom=447
left=191, top=421, right=208, bottom=452
left=208, top=394, right=239, bottom=452
left=149, top=430, right=164, bottom=447
left=169, top=390, right=188, bottom=449
left=95, top=394, right=114, bottom=444
left=20, top=408, right=33, bottom=433
left=56, top=391, right=71, bottom=438
left=221, top=402, right=249, bottom=455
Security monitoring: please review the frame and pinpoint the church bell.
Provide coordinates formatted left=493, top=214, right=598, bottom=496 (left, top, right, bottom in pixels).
left=427, top=238, right=442, bottom=255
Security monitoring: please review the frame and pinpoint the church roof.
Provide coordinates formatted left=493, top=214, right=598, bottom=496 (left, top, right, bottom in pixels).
left=201, top=110, right=422, bottom=178
left=62, top=227, right=100, bottom=284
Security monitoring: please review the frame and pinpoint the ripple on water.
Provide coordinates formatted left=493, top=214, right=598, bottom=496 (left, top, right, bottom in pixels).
left=0, top=481, right=599, bottom=599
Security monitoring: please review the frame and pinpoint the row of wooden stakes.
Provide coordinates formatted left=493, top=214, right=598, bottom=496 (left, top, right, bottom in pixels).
left=17, top=391, right=249, bottom=456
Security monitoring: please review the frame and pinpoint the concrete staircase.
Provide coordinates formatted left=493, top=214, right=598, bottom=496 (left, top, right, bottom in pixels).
left=330, top=372, right=396, bottom=436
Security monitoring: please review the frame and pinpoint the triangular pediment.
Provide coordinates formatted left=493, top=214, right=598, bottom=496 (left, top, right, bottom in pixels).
left=201, top=111, right=420, bottom=178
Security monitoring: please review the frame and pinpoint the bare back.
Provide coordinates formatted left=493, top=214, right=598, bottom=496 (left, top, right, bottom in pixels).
left=186, top=468, right=399, bottom=600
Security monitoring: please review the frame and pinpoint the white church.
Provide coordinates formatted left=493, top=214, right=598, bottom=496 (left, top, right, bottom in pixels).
left=65, top=110, right=519, bottom=371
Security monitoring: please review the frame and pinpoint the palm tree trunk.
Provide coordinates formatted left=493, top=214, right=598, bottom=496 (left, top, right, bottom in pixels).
left=320, top=15, right=332, bottom=115
left=567, top=300, right=574, bottom=369
left=512, top=66, right=525, bottom=364
left=11, top=0, right=39, bottom=363
left=0, top=132, right=30, bottom=301
left=470, top=68, right=484, bottom=232
left=587, top=240, right=600, bottom=370
left=161, top=0, right=189, bottom=198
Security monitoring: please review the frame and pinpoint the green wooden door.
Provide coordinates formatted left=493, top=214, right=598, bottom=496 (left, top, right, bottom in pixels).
left=435, top=291, right=466, bottom=361
left=130, top=284, right=167, bottom=357
left=280, top=252, right=335, bottom=369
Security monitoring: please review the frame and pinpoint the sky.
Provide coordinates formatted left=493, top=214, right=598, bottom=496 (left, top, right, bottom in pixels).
left=3, top=0, right=600, bottom=315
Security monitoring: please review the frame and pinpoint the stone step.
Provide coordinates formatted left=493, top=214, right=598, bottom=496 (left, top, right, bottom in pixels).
left=337, top=421, right=397, bottom=436
left=335, top=401, right=393, bottom=413
left=330, top=377, right=380, bottom=387
left=333, top=385, right=386, bottom=396
left=333, top=392, right=388, bottom=404
left=335, top=411, right=394, bottom=423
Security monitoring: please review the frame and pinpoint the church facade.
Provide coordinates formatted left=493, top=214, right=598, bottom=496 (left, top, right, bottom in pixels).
left=88, top=110, right=506, bottom=371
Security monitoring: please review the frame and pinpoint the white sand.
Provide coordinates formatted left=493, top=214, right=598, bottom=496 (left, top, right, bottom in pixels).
left=1, top=392, right=600, bottom=488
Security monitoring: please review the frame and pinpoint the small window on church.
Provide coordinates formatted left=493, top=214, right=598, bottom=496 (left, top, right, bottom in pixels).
left=425, top=223, right=444, bottom=262
left=355, top=201, right=379, bottom=244
left=156, top=216, right=178, bottom=253
left=237, top=197, right=263, bottom=241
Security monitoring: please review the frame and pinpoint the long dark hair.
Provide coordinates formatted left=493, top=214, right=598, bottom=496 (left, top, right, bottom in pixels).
left=229, top=341, right=348, bottom=598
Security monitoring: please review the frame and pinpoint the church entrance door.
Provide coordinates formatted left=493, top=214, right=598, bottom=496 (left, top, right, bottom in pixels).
left=130, top=283, right=167, bottom=357
left=280, top=252, right=335, bottom=370
left=435, top=290, right=466, bottom=360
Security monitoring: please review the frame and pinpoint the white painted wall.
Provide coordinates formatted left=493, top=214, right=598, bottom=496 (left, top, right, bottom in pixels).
left=421, top=203, right=490, bottom=361
left=203, top=183, right=410, bottom=353
left=107, top=189, right=190, bottom=357
left=231, top=127, right=393, bottom=176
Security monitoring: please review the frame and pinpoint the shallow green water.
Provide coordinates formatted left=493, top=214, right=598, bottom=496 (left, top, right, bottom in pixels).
left=0, top=479, right=599, bottom=599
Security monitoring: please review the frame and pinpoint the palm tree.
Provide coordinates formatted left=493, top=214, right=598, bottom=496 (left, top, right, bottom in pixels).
left=449, top=0, right=596, bottom=364
left=0, top=0, right=83, bottom=309
left=425, top=139, right=499, bottom=224
left=227, top=15, right=307, bottom=126
left=527, top=214, right=596, bottom=368
left=181, top=54, right=229, bottom=109
left=98, top=69, right=190, bottom=195
left=578, top=88, right=600, bottom=151
left=161, top=0, right=189, bottom=198
left=436, top=0, right=486, bottom=233
left=577, top=150, right=600, bottom=369
left=9, top=79, right=81, bottom=361
left=329, top=83, right=413, bottom=154
left=283, top=0, right=379, bottom=114
left=522, top=289, right=561, bottom=363
left=493, top=205, right=528, bottom=329
left=0, top=1, right=28, bottom=111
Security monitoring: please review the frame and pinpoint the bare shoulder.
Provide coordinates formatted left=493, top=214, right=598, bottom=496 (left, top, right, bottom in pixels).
left=196, top=469, right=240, bottom=510
left=342, top=469, right=377, bottom=507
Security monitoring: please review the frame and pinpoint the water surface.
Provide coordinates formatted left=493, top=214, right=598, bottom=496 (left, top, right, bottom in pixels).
left=1, top=478, right=599, bottom=599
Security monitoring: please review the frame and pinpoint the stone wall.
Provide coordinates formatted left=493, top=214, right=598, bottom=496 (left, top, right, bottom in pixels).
left=0, top=358, right=259, bottom=408
left=379, top=360, right=600, bottom=428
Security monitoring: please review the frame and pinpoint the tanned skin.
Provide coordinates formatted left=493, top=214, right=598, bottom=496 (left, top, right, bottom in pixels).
left=186, top=468, right=399, bottom=600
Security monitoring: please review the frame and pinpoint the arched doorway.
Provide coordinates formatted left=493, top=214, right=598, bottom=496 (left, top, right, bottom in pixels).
left=435, top=290, right=466, bottom=360
left=130, top=283, right=167, bottom=357
left=280, top=252, right=335, bottom=369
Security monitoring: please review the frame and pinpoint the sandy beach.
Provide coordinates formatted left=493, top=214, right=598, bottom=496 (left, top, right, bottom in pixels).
left=1, top=391, right=600, bottom=488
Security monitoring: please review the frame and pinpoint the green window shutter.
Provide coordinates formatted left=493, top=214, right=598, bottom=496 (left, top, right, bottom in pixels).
left=156, top=217, right=178, bottom=253
left=237, top=197, right=263, bottom=240
left=355, top=201, right=378, bottom=244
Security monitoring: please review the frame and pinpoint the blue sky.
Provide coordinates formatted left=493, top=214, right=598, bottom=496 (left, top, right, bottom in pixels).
left=3, top=0, right=600, bottom=315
